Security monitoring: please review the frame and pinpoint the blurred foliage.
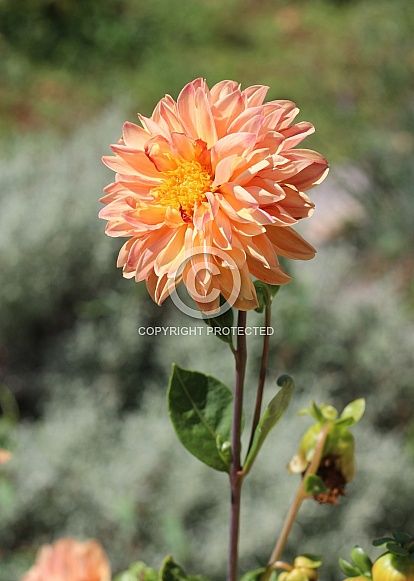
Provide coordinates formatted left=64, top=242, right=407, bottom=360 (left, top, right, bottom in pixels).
left=0, top=0, right=413, bottom=161
left=0, top=0, right=413, bottom=579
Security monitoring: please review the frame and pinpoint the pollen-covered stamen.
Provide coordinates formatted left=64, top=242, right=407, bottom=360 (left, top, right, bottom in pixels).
left=152, top=159, right=214, bottom=218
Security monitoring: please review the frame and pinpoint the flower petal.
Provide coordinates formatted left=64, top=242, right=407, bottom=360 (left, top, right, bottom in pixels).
left=266, top=225, right=316, bottom=259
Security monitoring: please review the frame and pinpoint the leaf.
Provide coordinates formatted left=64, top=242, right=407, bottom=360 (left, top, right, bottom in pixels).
left=339, top=399, right=366, bottom=426
left=393, top=531, right=412, bottom=545
left=254, top=281, right=280, bottom=313
left=372, top=537, right=394, bottom=547
left=159, top=556, right=207, bottom=581
left=203, top=298, right=234, bottom=348
left=339, top=558, right=360, bottom=577
left=114, top=561, right=158, bottom=581
left=240, top=568, right=267, bottom=581
left=160, top=557, right=188, bottom=581
left=244, top=375, right=294, bottom=474
left=310, top=402, right=325, bottom=423
left=350, top=547, right=373, bottom=575
left=168, top=365, right=233, bottom=472
left=386, top=542, right=409, bottom=557
left=304, top=474, right=328, bottom=496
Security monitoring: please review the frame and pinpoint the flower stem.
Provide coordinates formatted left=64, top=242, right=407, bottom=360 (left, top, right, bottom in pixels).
left=228, top=310, right=248, bottom=581
left=247, top=302, right=271, bottom=454
left=264, top=424, right=331, bottom=579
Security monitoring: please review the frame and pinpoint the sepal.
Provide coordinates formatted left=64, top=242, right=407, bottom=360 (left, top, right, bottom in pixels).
left=339, top=546, right=373, bottom=579
left=203, top=297, right=234, bottom=349
left=254, top=281, right=280, bottom=313
left=159, top=556, right=208, bottom=581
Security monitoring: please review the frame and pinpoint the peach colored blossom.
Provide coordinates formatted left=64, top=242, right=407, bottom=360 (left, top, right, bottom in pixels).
left=21, top=538, right=111, bottom=581
left=100, top=78, right=328, bottom=313
left=0, top=448, right=12, bottom=464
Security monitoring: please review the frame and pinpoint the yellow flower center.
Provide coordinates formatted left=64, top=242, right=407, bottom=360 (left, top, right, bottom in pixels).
left=152, top=159, right=213, bottom=220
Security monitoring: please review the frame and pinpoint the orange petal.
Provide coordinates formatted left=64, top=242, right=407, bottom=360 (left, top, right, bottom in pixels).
left=280, top=122, right=315, bottom=150
left=210, top=132, right=257, bottom=170
left=266, top=225, right=316, bottom=259
left=210, top=79, right=239, bottom=102
left=242, top=84, right=270, bottom=106
left=122, top=122, right=150, bottom=149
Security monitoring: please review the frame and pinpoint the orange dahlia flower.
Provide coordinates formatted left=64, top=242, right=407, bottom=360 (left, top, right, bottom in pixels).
left=21, top=538, right=111, bottom=581
left=100, top=78, right=328, bottom=313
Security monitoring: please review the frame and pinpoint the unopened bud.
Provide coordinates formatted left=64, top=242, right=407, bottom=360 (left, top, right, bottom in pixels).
left=278, top=556, right=322, bottom=581
left=289, top=400, right=364, bottom=505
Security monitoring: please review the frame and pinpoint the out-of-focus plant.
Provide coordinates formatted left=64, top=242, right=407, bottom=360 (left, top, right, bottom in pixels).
left=339, top=533, right=414, bottom=581
left=0, top=384, right=18, bottom=462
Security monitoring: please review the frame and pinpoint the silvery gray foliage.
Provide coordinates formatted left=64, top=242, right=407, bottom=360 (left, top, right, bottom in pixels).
left=2, top=383, right=413, bottom=581
left=0, top=111, right=413, bottom=580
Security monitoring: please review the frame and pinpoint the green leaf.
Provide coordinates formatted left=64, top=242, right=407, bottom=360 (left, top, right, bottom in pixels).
left=244, top=375, right=294, bottom=474
left=386, top=542, right=409, bottom=557
left=372, top=537, right=393, bottom=547
left=254, top=281, right=280, bottom=313
left=393, top=531, right=412, bottom=545
left=114, top=561, right=158, bottom=581
left=159, top=556, right=207, bottom=581
left=310, top=402, right=325, bottom=423
left=160, top=557, right=187, bottom=581
left=240, top=567, right=267, bottom=581
left=339, top=558, right=360, bottom=577
left=303, top=474, right=328, bottom=496
left=339, top=399, right=366, bottom=426
left=203, top=299, right=234, bottom=348
left=350, top=547, right=373, bottom=575
left=168, top=365, right=233, bottom=472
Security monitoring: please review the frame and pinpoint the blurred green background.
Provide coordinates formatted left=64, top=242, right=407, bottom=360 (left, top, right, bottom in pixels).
left=0, top=0, right=413, bottom=579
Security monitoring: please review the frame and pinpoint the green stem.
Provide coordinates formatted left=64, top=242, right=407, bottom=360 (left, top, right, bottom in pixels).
left=263, top=424, right=331, bottom=580
left=228, top=310, right=248, bottom=581
left=247, top=302, right=271, bottom=454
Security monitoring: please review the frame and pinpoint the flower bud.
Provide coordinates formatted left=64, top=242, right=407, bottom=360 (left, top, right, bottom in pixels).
left=371, top=533, right=414, bottom=581
left=278, top=555, right=322, bottom=581
left=372, top=554, right=414, bottom=581
left=289, top=400, right=365, bottom=504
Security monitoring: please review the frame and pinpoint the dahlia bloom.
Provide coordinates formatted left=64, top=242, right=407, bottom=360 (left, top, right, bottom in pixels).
left=100, top=78, right=328, bottom=313
left=21, top=538, right=111, bottom=581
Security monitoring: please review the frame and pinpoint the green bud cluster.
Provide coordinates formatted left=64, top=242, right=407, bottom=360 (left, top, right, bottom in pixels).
left=289, top=399, right=365, bottom=503
left=339, top=545, right=373, bottom=580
